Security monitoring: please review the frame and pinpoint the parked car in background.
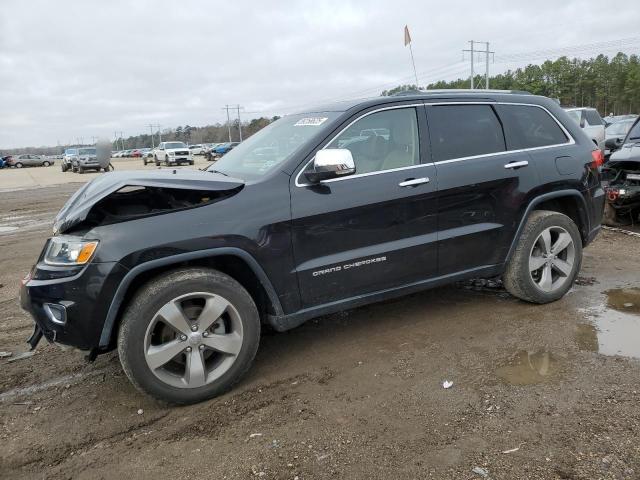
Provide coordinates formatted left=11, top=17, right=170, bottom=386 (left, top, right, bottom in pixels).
left=204, top=143, right=223, bottom=161
left=212, top=142, right=240, bottom=157
left=20, top=91, right=604, bottom=404
left=142, top=149, right=154, bottom=163
left=604, top=118, right=637, bottom=158
left=188, top=144, right=205, bottom=155
left=602, top=116, right=640, bottom=224
left=152, top=141, right=194, bottom=166
left=71, top=147, right=101, bottom=173
left=61, top=148, right=79, bottom=172
left=564, top=107, right=606, bottom=152
left=131, top=149, right=143, bottom=158
left=9, top=154, right=54, bottom=168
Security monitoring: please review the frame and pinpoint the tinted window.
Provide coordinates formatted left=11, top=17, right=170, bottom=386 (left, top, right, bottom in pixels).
left=326, top=107, right=420, bottom=174
left=585, top=109, right=603, bottom=126
left=627, top=120, right=640, bottom=141
left=428, top=105, right=505, bottom=161
left=497, top=105, right=568, bottom=149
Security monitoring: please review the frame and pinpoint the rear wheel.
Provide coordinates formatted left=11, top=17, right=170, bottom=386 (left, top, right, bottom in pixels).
left=43, top=161, right=50, bottom=167
left=503, top=210, right=582, bottom=304
left=118, top=268, right=260, bottom=404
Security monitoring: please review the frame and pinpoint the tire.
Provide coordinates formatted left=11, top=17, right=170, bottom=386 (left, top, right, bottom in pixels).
left=117, top=267, right=260, bottom=404
left=43, top=161, right=50, bottom=167
left=189, top=160, right=194, bottom=165
left=78, top=166, right=84, bottom=174
left=15, top=162, right=23, bottom=168
left=143, top=158, right=147, bottom=165
left=503, top=210, right=582, bottom=304
left=154, top=155, right=159, bottom=166
left=164, top=156, right=170, bottom=166
left=61, top=164, right=68, bottom=172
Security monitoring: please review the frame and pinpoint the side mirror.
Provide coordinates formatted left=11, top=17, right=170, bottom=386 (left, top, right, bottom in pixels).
left=305, top=149, right=356, bottom=183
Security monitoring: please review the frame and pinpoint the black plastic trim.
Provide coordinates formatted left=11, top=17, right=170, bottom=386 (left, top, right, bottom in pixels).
left=98, top=247, right=284, bottom=348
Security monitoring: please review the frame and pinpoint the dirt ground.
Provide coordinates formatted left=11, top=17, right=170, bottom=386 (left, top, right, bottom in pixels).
left=1, top=178, right=640, bottom=480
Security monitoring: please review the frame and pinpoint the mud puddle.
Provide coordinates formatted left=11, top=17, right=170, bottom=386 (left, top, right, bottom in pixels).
left=496, top=350, right=558, bottom=385
left=577, top=287, right=640, bottom=359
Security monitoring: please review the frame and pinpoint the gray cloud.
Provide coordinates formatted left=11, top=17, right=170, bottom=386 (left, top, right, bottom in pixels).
left=1, top=0, right=639, bottom=148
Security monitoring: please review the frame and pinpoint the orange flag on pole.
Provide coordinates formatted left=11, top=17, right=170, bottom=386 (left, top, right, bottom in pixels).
left=404, top=25, right=412, bottom=46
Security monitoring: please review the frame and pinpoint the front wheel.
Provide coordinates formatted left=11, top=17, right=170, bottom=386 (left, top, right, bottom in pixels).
left=118, top=268, right=260, bottom=404
left=164, top=156, right=170, bottom=166
left=15, top=162, right=23, bottom=168
left=43, top=161, right=50, bottom=167
left=503, top=210, right=582, bottom=304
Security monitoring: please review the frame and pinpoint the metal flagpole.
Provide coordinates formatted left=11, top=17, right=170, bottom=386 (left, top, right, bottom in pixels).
left=404, top=25, right=419, bottom=87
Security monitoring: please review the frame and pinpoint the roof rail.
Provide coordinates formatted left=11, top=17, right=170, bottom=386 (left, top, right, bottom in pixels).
left=391, top=89, right=531, bottom=96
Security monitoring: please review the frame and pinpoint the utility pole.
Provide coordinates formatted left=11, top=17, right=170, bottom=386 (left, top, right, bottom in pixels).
left=463, top=41, right=494, bottom=89
left=114, top=131, right=125, bottom=150
left=147, top=123, right=161, bottom=148
left=222, top=105, right=233, bottom=142
left=235, top=105, right=244, bottom=142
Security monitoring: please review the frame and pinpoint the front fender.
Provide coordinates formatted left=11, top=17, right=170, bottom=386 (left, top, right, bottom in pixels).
left=98, top=247, right=283, bottom=348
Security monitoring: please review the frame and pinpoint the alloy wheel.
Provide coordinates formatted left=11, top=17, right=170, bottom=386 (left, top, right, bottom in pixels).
left=528, top=226, right=575, bottom=293
left=143, top=292, right=243, bottom=389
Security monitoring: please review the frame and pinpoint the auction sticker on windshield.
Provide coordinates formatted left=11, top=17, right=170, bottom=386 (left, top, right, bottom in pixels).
left=294, top=117, right=328, bottom=126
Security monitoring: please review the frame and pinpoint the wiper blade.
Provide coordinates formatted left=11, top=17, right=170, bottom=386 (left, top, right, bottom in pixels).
left=209, top=169, right=229, bottom=177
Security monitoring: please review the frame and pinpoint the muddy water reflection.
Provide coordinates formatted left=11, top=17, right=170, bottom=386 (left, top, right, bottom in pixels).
left=578, top=288, right=640, bottom=359
left=496, top=350, right=557, bottom=385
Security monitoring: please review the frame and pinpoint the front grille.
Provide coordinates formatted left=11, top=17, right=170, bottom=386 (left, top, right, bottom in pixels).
left=175, top=151, right=189, bottom=156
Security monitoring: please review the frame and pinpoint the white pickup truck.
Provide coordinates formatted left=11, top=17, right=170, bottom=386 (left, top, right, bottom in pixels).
left=151, top=141, right=194, bottom=166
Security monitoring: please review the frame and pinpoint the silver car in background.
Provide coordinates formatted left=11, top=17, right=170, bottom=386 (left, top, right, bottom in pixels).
left=564, top=107, right=606, bottom=152
left=9, top=154, right=54, bottom=168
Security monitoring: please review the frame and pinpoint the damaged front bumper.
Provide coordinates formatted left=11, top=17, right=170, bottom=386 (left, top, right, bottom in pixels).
left=20, top=260, right=128, bottom=351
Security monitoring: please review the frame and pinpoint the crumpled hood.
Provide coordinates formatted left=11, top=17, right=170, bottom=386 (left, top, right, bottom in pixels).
left=54, top=169, right=243, bottom=234
left=609, top=142, right=640, bottom=163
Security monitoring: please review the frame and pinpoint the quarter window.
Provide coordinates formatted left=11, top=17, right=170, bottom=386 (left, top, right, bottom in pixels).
left=428, top=105, right=506, bottom=161
left=497, top=105, right=568, bottom=149
left=326, top=107, right=420, bottom=174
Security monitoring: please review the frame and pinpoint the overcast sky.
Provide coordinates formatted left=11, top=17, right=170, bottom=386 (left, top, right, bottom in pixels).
left=1, top=0, right=639, bottom=149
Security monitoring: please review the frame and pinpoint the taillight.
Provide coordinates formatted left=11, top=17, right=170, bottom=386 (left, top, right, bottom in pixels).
left=591, top=149, right=604, bottom=168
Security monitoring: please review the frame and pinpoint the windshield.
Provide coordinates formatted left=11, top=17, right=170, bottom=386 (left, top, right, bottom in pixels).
left=65, top=148, right=77, bottom=155
left=627, top=120, right=640, bottom=141
left=164, top=142, right=187, bottom=149
left=607, top=121, right=634, bottom=136
left=208, top=112, right=340, bottom=179
left=78, top=148, right=96, bottom=155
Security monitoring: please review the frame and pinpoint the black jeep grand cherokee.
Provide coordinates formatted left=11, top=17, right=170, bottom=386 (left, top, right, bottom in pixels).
left=21, top=91, right=604, bottom=404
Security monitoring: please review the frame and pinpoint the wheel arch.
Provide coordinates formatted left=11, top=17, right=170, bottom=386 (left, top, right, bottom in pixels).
left=99, top=247, right=283, bottom=349
left=505, top=190, right=590, bottom=264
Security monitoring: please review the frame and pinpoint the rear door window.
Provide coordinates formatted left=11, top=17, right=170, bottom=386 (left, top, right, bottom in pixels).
left=585, top=109, right=604, bottom=126
left=497, top=104, right=568, bottom=150
left=427, top=104, right=506, bottom=161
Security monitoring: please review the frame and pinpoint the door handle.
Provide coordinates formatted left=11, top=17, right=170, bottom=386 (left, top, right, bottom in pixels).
left=504, top=160, right=529, bottom=169
left=399, top=177, right=430, bottom=187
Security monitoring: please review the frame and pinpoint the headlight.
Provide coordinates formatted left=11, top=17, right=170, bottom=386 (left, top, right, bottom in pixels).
left=168, top=151, right=176, bottom=156
left=44, top=236, right=99, bottom=266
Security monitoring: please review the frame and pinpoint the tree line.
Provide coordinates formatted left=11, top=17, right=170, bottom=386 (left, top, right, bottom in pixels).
left=383, top=52, right=640, bottom=115
left=2, top=116, right=279, bottom=156
left=111, top=116, right=279, bottom=151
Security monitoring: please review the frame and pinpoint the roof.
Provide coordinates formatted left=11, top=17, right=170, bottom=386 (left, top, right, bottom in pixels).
left=298, top=89, right=538, bottom=115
